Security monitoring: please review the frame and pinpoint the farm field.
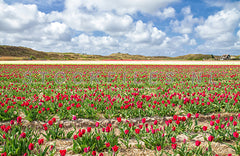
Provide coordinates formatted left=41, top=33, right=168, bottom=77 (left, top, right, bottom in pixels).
left=0, top=64, right=240, bottom=156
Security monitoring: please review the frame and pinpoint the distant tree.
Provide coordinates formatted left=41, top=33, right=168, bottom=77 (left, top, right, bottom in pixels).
left=29, top=55, right=36, bottom=60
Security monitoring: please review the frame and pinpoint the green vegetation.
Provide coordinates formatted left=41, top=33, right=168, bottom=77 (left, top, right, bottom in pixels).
left=0, top=45, right=238, bottom=61
left=174, top=54, right=213, bottom=60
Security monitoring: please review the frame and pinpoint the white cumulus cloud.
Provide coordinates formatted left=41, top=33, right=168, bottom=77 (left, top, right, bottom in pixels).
left=126, top=21, right=166, bottom=44
left=156, top=7, right=175, bottom=19
left=62, top=10, right=133, bottom=35
left=195, top=8, right=240, bottom=41
left=171, top=6, right=202, bottom=34
left=64, top=0, right=180, bottom=15
left=0, top=1, right=42, bottom=32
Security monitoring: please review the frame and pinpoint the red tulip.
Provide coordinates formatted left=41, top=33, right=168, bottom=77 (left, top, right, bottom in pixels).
left=112, top=145, right=118, bottom=152
left=44, top=126, right=48, bottom=131
left=202, top=126, right=207, bottom=131
left=211, top=115, right=215, bottom=120
left=10, top=120, right=14, bottom=125
left=48, top=120, right=53, bottom=126
left=154, top=120, right=158, bottom=125
left=38, top=139, right=44, bottom=145
left=1, top=152, right=7, bottom=156
left=233, top=132, right=239, bottom=138
left=135, top=129, right=140, bottom=134
left=117, top=117, right=121, bottom=122
left=208, top=135, right=214, bottom=142
left=195, top=140, right=201, bottom=146
left=95, top=122, right=99, bottom=127
left=60, top=149, right=66, bottom=156
left=210, top=121, right=215, bottom=126
left=82, top=129, right=86, bottom=134
left=73, top=135, right=78, bottom=140
left=52, top=118, right=56, bottom=123
left=20, top=132, right=26, bottom=138
left=50, top=145, right=54, bottom=151
left=87, top=127, right=92, bottom=133
left=96, top=136, right=100, bottom=141
left=171, top=137, right=176, bottom=143
left=2, top=134, right=6, bottom=139
left=195, top=113, right=199, bottom=118
left=171, top=144, right=177, bottom=149
left=28, top=143, right=34, bottom=150
left=173, top=115, right=178, bottom=120
left=156, top=145, right=161, bottom=151
left=17, top=116, right=22, bottom=124
left=181, top=116, right=186, bottom=121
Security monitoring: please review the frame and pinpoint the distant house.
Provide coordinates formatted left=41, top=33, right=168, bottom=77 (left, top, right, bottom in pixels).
left=220, top=54, right=231, bottom=60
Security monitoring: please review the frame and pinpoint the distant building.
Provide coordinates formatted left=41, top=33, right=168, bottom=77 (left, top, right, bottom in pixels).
left=220, top=54, right=231, bottom=60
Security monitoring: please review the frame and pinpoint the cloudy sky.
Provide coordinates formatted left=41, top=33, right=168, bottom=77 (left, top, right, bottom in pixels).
left=0, top=0, right=240, bottom=56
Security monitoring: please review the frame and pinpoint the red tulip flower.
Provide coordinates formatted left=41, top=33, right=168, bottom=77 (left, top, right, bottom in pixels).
left=73, top=135, right=78, bottom=140
left=202, top=126, right=207, bottom=131
left=17, top=116, right=22, bottom=124
left=1, top=152, right=7, bottom=156
left=28, top=143, right=34, bottom=150
left=87, top=127, right=92, bottom=133
left=171, top=144, right=177, bottom=149
left=135, top=129, right=140, bottom=134
left=20, top=132, right=26, bottom=138
left=117, top=117, right=121, bottom=122
left=233, top=132, right=239, bottom=138
left=95, top=122, right=99, bottom=127
left=38, top=139, right=44, bottom=145
left=195, top=113, right=199, bottom=118
left=156, top=145, right=161, bottom=151
left=112, top=145, right=118, bottom=152
left=195, top=140, right=201, bottom=146
left=48, top=120, right=53, bottom=126
left=96, top=136, right=100, bottom=141
left=60, top=149, right=66, bottom=156
left=208, top=135, right=214, bottom=142
left=171, top=137, right=176, bottom=143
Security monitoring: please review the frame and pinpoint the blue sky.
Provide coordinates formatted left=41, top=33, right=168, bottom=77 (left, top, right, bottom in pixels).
left=0, top=0, right=240, bottom=56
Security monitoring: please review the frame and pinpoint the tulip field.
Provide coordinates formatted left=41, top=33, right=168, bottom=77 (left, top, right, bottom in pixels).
left=0, top=64, right=240, bottom=156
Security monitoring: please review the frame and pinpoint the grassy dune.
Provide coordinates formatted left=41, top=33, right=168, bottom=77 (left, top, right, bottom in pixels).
left=0, top=45, right=233, bottom=61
